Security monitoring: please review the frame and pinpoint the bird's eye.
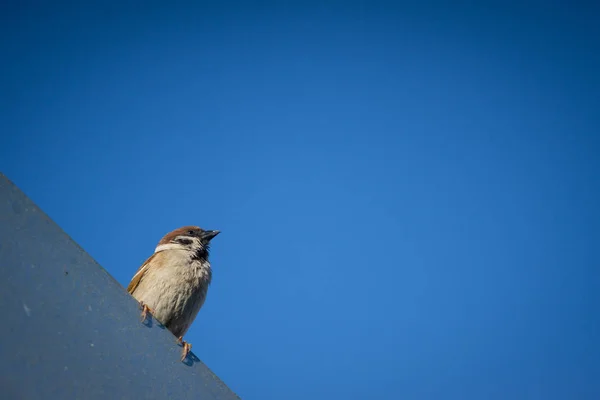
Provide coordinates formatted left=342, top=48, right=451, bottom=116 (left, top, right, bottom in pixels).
left=188, top=230, right=196, bottom=236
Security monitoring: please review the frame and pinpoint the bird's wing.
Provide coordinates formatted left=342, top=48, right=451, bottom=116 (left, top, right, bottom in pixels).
left=127, top=253, right=157, bottom=294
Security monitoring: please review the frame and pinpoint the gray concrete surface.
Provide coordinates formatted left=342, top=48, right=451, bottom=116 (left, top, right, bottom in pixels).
left=0, top=173, right=240, bottom=399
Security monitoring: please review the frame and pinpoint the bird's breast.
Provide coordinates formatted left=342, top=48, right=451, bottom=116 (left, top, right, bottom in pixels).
left=131, top=252, right=211, bottom=337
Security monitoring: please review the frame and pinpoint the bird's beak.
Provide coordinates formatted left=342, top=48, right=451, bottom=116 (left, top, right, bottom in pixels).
left=200, top=230, right=220, bottom=241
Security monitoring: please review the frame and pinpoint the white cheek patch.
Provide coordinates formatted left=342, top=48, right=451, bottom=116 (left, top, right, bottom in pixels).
left=154, top=243, right=187, bottom=253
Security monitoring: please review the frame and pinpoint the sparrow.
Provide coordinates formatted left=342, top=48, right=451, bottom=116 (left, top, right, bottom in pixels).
left=127, top=226, right=220, bottom=361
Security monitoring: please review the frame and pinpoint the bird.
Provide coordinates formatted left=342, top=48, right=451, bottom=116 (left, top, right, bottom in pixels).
left=127, top=226, right=220, bottom=361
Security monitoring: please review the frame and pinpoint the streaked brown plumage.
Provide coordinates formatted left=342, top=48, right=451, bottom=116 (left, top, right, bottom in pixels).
left=127, top=226, right=219, bottom=361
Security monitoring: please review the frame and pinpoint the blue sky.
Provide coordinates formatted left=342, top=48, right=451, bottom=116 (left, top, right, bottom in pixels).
left=1, top=2, right=599, bottom=399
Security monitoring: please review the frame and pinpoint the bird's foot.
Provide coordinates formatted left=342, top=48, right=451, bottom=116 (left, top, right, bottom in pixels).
left=177, top=336, right=192, bottom=361
left=140, top=301, right=154, bottom=322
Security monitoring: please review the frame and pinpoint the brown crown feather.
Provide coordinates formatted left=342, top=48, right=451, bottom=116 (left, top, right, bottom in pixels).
left=157, top=226, right=202, bottom=245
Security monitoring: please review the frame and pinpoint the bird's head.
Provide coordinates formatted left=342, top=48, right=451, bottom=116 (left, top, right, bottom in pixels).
left=155, top=226, right=220, bottom=258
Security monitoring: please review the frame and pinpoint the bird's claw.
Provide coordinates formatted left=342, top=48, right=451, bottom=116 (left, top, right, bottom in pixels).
left=140, top=302, right=154, bottom=322
left=178, top=336, right=192, bottom=361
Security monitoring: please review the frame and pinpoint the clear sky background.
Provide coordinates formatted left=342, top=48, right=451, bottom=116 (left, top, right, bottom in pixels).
left=1, top=2, right=599, bottom=399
